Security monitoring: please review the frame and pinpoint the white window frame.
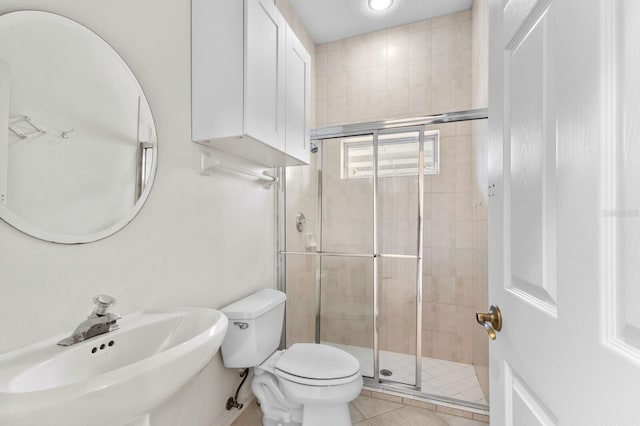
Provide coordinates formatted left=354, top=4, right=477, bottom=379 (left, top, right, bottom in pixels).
left=340, top=130, right=440, bottom=179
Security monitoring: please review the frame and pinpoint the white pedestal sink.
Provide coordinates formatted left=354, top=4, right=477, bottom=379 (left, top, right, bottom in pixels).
left=0, top=308, right=228, bottom=426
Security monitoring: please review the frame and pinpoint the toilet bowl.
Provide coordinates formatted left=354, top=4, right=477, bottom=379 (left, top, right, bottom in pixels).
left=220, top=289, right=363, bottom=426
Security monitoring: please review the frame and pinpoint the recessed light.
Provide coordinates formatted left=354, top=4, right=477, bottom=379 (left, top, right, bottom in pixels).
left=368, top=0, right=394, bottom=12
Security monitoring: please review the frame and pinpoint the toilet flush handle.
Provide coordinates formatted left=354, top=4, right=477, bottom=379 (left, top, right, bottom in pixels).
left=233, top=321, right=249, bottom=329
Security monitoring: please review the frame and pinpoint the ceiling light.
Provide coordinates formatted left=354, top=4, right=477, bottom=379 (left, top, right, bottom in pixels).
left=368, top=0, right=394, bottom=12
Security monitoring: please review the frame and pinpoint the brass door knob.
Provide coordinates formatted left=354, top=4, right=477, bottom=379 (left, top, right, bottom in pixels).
left=476, top=305, right=502, bottom=340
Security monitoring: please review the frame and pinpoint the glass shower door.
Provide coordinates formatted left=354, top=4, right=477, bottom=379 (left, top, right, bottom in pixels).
left=319, top=134, right=375, bottom=378
left=376, top=128, right=425, bottom=387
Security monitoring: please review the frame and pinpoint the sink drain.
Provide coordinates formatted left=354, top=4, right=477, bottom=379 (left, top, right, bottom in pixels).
left=380, top=369, right=393, bottom=377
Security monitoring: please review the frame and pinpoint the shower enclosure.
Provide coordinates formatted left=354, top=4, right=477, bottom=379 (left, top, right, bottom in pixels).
left=279, top=109, right=488, bottom=410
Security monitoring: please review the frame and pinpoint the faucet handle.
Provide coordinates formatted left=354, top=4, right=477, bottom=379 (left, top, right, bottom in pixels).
left=93, top=294, right=117, bottom=316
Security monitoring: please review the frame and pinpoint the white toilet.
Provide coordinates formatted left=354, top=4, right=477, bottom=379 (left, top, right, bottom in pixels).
left=221, top=289, right=363, bottom=426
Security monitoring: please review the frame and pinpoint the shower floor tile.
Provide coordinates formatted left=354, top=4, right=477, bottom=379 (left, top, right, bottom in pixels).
left=324, top=342, right=488, bottom=405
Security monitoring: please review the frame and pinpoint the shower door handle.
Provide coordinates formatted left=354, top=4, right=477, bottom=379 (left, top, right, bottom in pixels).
left=476, top=305, right=502, bottom=340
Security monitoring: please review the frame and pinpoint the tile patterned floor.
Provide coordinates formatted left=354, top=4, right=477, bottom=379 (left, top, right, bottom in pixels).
left=232, top=395, right=488, bottom=426
left=325, top=343, right=487, bottom=405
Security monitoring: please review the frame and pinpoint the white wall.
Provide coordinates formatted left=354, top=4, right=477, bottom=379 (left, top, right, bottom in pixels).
left=0, top=1, right=274, bottom=425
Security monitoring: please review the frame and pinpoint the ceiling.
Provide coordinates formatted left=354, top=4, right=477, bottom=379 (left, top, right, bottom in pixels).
left=288, top=0, right=474, bottom=44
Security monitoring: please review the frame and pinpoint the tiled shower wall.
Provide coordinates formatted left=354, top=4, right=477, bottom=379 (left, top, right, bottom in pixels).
left=285, top=9, right=486, bottom=367
left=315, top=11, right=472, bottom=127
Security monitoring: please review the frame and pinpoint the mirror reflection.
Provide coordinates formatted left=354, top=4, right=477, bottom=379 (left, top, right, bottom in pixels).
left=0, top=11, right=157, bottom=243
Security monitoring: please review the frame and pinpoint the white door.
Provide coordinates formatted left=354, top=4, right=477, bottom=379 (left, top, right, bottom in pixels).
left=487, top=0, right=640, bottom=424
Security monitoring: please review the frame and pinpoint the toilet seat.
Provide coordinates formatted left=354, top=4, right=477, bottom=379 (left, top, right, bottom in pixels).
left=274, top=343, right=361, bottom=386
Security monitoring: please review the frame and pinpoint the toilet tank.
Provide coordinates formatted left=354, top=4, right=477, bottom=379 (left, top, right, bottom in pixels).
left=220, top=289, right=286, bottom=368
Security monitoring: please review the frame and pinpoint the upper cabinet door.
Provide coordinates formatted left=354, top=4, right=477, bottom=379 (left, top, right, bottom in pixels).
left=284, top=25, right=311, bottom=165
left=245, top=0, right=285, bottom=152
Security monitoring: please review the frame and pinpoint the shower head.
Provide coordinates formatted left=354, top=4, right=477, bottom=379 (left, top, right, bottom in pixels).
left=310, top=142, right=318, bottom=153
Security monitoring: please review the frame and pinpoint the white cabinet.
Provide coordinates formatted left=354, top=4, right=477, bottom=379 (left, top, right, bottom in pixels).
left=284, top=25, right=311, bottom=165
left=192, top=0, right=310, bottom=167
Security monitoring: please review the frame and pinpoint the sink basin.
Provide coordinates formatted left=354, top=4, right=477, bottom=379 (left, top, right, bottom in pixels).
left=0, top=308, right=228, bottom=426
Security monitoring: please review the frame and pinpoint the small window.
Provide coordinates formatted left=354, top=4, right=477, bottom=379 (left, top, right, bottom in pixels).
left=341, top=130, right=439, bottom=179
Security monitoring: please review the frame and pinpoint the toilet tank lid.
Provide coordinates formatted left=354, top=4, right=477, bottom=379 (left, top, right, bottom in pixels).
left=221, top=289, right=286, bottom=320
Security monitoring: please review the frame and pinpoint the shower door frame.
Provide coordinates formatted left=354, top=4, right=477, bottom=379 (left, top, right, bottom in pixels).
left=278, top=108, right=489, bottom=408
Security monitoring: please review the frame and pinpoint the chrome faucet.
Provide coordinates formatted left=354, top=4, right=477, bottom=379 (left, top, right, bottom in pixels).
left=57, top=295, right=121, bottom=346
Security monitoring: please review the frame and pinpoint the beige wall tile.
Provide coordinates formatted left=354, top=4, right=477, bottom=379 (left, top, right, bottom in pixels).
left=431, top=193, right=456, bottom=221
left=432, top=52, right=456, bottom=84
left=432, top=276, right=456, bottom=304
left=456, top=120, right=472, bottom=135
left=327, top=40, right=347, bottom=74
left=315, top=99, right=327, bottom=127
left=423, top=192, right=432, bottom=219
left=456, top=220, right=473, bottom=248
left=409, top=58, right=432, bottom=88
left=456, top=135, right=472, bottom=164
left=432, top=13, right=457, bottom=29
left=366, top=30, right=388, bottom=67
left=328, top=72, right=347, bottom=99
left=327, top=97, right=347, bottom=125
left=316, top=43, right=328, bottom=77
left=366, top=91, right=389, bottom=121
left=455, top=77, right=472, bottom=109
left=433, top=303, right=456, bottom=332
left=316, top=75, right=328, bottom=101
left=387, top=26, right=410, bottom=63
left=421, top=329, right=433, bottom=357
left=408, top=20, right=432, bottom=60
left=366, top=65, right=388, bottom=93
left=432, top=24, right=456, bottom=55
left=388, top=62, right=409, bottom=89
left=432, top=330, right=457, bottom=360
left=456, top=16, right=472, bottom=50
left=432, top=166, right=456, bottom=193
left=435, top=122, right=457, bottom=137
left=456, top=249, right=473, bottom=277
left=408, top=85, right=432, bottom=116
left=456, top=332, right=473, bottom=363
left=431, top=221, right=456, bottom=248
left=432, top=248, right=456, bottom=276
left=346, top=95, right=367, bottom=124
left=423, top=247, right=432, bottom=276
left=347, top=35, right=368, bottom=71
left=456, top=277, right=474, bottom=306
left=388, top=88, right=409, bottom=117
left=422, top=275, right=433, bottom=302
left=432, top=80, right=456, bottom=113
left=457, top=8, right=472, bottom=22
left=439, top=136, right=457, bottom=165
left=347, top=69, right=367, bottom=96
left=456, top=164, right=472, bottom=192
left=454, top=49, right=473, bottom=79
left=456, top=306, right=475, bottom=335
left=456, top=192, right=473, bottom=220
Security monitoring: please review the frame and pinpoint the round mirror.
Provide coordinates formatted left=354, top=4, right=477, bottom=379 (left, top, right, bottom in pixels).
left=0, top=11, right=157, bottom=244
